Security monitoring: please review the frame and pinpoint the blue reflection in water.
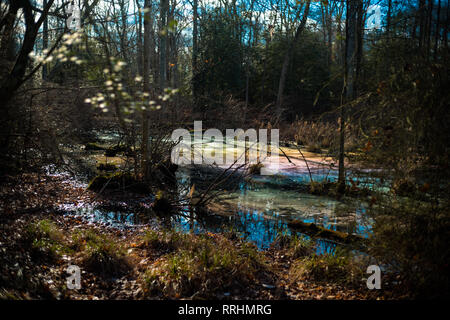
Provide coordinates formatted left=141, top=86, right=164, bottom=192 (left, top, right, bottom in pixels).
left=170, top=208, right=341, bottom=253
left=69, top=198, right=369, bottom=253
left=68, top=167, right=374, bottom=253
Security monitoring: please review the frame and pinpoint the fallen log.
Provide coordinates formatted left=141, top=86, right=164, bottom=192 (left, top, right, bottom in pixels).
left=287, top=220, right=369, bottom=247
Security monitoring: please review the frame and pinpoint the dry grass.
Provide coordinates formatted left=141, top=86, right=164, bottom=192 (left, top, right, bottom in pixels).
left=288, top=249, right=365, bottom=287
left=283, top=118, right=362, bottom=154
left=72, top=230, right=132, bottom=277
left=143, top=231, right=267, bottom=298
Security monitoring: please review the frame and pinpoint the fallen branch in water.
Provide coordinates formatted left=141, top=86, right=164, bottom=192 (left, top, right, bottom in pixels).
left=287, top=220, right=368, bottom=247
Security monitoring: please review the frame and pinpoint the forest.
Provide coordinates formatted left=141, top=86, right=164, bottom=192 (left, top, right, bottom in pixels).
left=0, top=0, right=449, bottom=301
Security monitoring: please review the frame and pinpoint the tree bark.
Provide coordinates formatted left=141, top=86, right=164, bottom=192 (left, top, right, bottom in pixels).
left=426, top=0, right=434, bottom=57
left=135, top=0, right=143, bottom=76
left=141, top=0, right=152, bottom=179
left=159, top=0, right=168, bottom=90
left=434, top=0, right=441, bottom=59
left=419, top=0, right=426, bottom=50
left=338, top=0, right=361, bottom=193
left=445, top=0, right=449, bottom=49
left=275, top=0, right=310, bottom=117
left=345, top=0, right=358, bottom=101
left=0, top=0, right=54, bottom=109
left=386, top=0, right=392, bottom=37
left=192, top=0, right=199, bottom=100
left=42, top=0, right=49, bottom=80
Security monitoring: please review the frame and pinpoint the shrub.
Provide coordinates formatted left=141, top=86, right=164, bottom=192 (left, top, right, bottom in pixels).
left=292, top=119, right=337, bottom=151
left=74, top=230, right=131, bottom=277
left=368, top=197, right=450, bottom=298
left=152, top=191, right=174, bottom=214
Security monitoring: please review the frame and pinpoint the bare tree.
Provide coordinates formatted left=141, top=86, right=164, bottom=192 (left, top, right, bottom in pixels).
left=141, top=0, right=152, bottom=178
left=0, top=0, right=55, bottom=108
left=275, top=0, right=310, bottom=118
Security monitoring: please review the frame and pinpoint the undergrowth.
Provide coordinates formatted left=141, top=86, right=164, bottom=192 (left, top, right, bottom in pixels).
left=143, top=231, right=267, bottom=298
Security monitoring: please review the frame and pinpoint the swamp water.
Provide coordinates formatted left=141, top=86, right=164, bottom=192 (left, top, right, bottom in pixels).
left=66, top=135, right=375, bottom=252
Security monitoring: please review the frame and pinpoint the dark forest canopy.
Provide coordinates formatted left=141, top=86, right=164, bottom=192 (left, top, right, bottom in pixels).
left=2, top=0, right=448, bottom=185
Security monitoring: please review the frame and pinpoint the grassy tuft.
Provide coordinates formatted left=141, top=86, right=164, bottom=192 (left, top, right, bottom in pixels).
left=273, top=233, right=315, bottom=259
left=142, top=229, right=185, bottom=252
left=73, top=230, right=131, bottom=277
left=289, top=248, right=364, bottom=287
left=143, top=232, right=266, bottom=298
left=25, top=220, right=71, bottom=260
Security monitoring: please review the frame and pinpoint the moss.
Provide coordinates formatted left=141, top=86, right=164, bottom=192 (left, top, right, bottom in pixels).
left=287, top=220, right=367, bottom=246
left=104, top=144, right=128, bottom=157
left=308, top=181, right=340, bottom=196
left=85, top=142, right=106, bottom=151
left=87, top=172, right=150, bottom=194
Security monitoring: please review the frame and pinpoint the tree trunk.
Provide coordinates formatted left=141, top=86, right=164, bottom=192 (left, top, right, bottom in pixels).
left=419, top=0, right=426, bottom=50
left=275, top=1, right=310, bottom=117
left=135, top=0, right=143, bottom=75
left=426, top=0, right=434, bottom=57
left=338, top=0, right=360, bottom=193
left=159, top=0, right=168, bottom=90
left=355, top=0, right=364, bottom=93
left=345, top=0, right=358, bottom=100
left=386, top=0, right=392, bottom=37
left=141, top=0, right=152, bottom=179
left=192, top=0, right=199, bottom=112
left=434, top=0, right=441, bottom=59
left=445, top=0, right=449, bottom=49
left=42, top=0, right=49, bottom=80
left=0, top=0, right=54, bottom=108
